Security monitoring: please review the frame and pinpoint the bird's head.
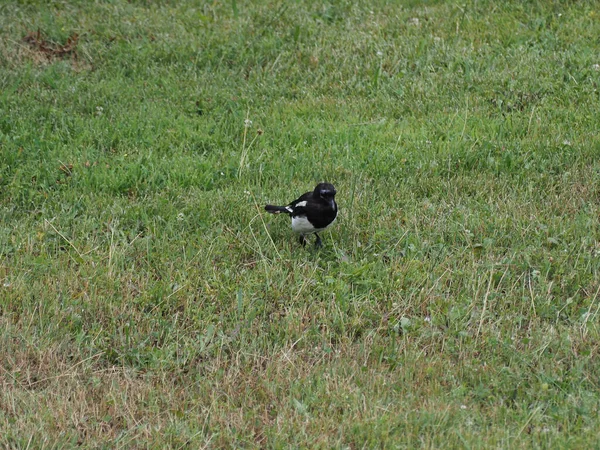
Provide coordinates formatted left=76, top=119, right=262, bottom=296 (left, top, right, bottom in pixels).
left=315, top=182, right=336, bottom=201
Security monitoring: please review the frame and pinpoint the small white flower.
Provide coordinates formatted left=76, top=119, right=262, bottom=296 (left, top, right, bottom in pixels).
left=244, top=119, right=252, bottom=128
left=95, top=106, right=104, bottom=116
left=244, top=190, right=251, bottom=195
left=376, top=51, right=383, bottom=57
left=424, top=316, right=431, bottom=323
left=460, top=405, right=467, bottom=410
left=220, top=172, right=225, bottom=176
left=592, top=64, right=600, bottom=71
left=177, top=212, right=185, bottom=221
left=563, top=140, right=572, bottom=146
left=2, top=282, right=10, bottom=288
left=409, top=17, right=420, bottom=26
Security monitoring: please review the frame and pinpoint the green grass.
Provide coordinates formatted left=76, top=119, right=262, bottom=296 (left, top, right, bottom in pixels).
left=2, top=0, right=600, bottom=447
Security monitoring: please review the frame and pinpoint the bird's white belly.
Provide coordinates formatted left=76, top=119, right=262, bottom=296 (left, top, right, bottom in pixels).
left=291, top=215, right=319, bottom=235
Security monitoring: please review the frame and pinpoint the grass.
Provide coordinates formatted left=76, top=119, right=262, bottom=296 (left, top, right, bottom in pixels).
left=1, top=0, right=600, bottom=447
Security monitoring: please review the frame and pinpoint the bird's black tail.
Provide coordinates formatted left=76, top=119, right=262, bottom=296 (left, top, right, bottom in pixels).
left=265, top=205, right=290, bottom=214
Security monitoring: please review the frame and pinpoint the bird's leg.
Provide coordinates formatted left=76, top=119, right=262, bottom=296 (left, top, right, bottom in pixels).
left=314, top=233, right=322, bottom=248
left=299, top=235, right=307, bottom=247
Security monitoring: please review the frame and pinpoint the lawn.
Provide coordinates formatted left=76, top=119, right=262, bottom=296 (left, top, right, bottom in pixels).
left=1, top=0, right=600, bottom=447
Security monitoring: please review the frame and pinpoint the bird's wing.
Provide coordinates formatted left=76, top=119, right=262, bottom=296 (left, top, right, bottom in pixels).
left=289, top=191, right=313, bottom=214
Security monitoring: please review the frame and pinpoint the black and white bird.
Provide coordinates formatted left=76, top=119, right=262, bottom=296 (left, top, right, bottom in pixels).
left=265, top=182, right=338, bottom=248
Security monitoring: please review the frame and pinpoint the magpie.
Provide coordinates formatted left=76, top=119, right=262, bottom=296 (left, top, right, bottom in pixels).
left=265, top=182, right=338, bottom=248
